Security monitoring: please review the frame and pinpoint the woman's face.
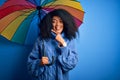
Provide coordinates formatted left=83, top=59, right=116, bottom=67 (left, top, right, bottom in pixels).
left=52, top=16, right=64, bottom=34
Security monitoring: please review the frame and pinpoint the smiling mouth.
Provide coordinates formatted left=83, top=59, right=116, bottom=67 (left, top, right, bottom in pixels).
left=56, top=29, right=61, bottom=31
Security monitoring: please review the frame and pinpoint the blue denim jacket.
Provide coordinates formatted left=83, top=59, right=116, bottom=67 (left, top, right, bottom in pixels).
left=27, top=33, right=78, bottom=80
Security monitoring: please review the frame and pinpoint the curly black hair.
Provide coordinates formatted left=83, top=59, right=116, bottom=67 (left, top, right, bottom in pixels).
left=39, top=9, right=78, bottom=40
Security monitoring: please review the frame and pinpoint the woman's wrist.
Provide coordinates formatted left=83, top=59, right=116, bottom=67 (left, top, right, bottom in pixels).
left=62, top=41, right=67, bottom=47
left=59, top=41, right=67, bottom=47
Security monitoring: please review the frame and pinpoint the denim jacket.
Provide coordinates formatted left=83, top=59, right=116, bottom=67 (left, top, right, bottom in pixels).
left=27, top=33, right=78, bottom=80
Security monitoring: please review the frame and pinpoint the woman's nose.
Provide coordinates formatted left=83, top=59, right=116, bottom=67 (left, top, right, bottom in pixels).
left=56, top=21, right=62, bottom=27
left=56, top=21, right=60, bottom=26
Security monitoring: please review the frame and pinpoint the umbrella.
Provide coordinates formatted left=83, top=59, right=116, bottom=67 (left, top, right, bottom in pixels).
left=0, top=0, right=84, bottom=45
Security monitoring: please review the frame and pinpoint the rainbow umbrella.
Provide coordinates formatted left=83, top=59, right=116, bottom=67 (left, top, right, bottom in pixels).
left=0, top=0, right=84, bottom=45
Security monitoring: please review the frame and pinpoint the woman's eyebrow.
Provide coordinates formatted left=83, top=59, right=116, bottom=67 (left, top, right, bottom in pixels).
left=52, top=19, right=56, bottom=20
left=52, top=18, right=62, bottom=21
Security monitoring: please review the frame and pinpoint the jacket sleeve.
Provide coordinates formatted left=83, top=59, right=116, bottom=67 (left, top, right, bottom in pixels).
left=27, top=38, right=44, bottom=77
left=58, top=39, right=78, bottom=72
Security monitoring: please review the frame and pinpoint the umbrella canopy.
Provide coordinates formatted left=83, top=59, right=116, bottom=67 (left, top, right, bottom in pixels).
left=0, top=0, right=84, bottom=45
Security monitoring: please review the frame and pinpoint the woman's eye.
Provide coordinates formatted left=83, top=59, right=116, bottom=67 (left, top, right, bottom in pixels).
left=59, top=20, right=63, bottom=23
left=52, top=20, right=57, bottom=23
left=52, top=21, right=55, bottom=23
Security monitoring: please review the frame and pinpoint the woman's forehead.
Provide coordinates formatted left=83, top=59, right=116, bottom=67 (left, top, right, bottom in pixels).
left=52, top=16, right=62, bottom=20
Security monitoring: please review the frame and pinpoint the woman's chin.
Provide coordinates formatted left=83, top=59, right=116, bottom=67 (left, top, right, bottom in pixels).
left=56, top=31, right=62, bottom=34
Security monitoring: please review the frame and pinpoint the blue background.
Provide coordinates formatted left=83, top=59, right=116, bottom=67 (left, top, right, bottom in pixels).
left=0, top=0, right=120, bottom=80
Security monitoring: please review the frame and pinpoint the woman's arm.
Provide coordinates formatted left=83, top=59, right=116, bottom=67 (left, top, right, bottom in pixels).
left=58, top=39, right=78, bottom=72
left=27, top=38, right=44, bottom=77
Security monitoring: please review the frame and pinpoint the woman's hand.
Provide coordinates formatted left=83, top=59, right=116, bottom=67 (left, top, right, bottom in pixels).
left=40, top=57, right=49, bottom=65
left=51, top=29, right=67, bottom=47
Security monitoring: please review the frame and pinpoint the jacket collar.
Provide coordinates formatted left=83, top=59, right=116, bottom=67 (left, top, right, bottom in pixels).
left=51, top=32, right=65, bottom=39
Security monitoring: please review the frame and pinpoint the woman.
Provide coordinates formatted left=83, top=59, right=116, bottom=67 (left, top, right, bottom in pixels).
left=27, top=9, right=78, bottom=80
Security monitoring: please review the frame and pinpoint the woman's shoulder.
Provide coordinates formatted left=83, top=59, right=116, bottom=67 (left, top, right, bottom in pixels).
left=34, top=36, right=43, bottom=44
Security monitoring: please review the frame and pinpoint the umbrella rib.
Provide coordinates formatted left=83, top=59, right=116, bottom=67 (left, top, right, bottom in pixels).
left=0, top=10, right=26, bottom=33
left=41, top=0, right=52, bottom=6
left=32, top=0, right=38, bottom=6
left=41, top=0, right=47, bottom=6
left=44, top=4, right=84, bottom=13
left=11, top=10, right=37, bottom=43
left=43, top=1, right=56, bottom=10
left=24, top=12, right=38, bottom=44
left=1, top=10, right=35, bottom=41
left=43, top=0, right=84, bottom=12
left=0, top=5, right=35, bottom=12
left=25, top=3, right=35, bottom=9
left=0, top=15, right=23, bottom=40
left=25, top=0, right=37, bottom=7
